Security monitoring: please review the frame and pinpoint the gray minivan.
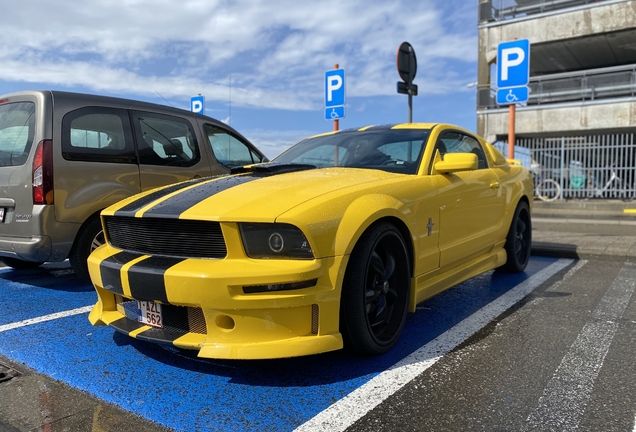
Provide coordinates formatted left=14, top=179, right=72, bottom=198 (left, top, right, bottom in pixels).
left=0, top=90, right=267, bottom=278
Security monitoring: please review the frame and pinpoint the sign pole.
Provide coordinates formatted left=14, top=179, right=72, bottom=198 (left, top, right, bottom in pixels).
left=333, top=64, right=339, bottom=132
left=408, top=89, right=413, bottom=123
left=509, top=104, right=515, bottom=159
left=508, top=38, right=517, bottom=160
left=496, top=38, right=530, bottom=162
left=396, top=42, right=418, bottom=124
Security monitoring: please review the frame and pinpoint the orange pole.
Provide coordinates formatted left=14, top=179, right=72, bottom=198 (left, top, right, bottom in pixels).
left=334, top=63, right=339, bottom=132
left=508, top=38, right=517, bottom=160
left=508, top=104, right=515, bottom=159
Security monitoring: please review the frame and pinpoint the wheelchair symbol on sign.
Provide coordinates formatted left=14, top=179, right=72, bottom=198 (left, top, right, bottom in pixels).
left=330, top=109, right=340, bottom=119
left=505, top=89, right=518, bottom=102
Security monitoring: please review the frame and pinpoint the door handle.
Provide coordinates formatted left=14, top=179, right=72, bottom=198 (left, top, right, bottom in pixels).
left=490, top=181, right=500, bottom=189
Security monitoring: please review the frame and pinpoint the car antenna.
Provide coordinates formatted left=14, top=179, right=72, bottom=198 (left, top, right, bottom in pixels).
left=155, top=91, right=174, bottom=107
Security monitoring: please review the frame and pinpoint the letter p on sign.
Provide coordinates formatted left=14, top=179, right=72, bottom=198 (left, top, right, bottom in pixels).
left=501, top=47, right=525, bottom=81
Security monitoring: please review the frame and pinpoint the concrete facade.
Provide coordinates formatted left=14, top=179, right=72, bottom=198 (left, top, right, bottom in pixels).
left=477, top=0, right=636, bottom=143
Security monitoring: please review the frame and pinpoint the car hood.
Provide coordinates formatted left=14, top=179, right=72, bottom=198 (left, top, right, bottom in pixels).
left=109, top=166, right=402, bottom=222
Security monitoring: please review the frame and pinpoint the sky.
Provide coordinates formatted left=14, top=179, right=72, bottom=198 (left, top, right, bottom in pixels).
left=0, top=0, right=478, bottom=159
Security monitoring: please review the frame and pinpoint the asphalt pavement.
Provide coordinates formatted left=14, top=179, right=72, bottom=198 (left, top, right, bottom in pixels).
left=532, top=199, right=636, bottom=262
left=0, top=198, right=635, bottom=431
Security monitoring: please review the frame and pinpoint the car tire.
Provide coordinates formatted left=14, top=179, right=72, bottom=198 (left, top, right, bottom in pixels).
left=0, top=257, right=44, bottom=270
left=69, top=216, right=105, bottom=280
left=340, top=222, right=410, bottom=355
left=498, top=200, right=532, bottom=273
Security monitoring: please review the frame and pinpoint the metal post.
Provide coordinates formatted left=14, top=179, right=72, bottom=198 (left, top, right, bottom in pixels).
left=508, top=104, right=515, bottom=159
left=333, top=64, right=339, bottom=132
left=508, top=37, right=517, bottom=160
left=408, top=90, right=413, bottom=123
left=560, top=136, right=565, bottom=198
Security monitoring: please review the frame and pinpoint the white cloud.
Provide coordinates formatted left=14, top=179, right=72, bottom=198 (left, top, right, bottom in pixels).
left=0, top=0, right=477, bottom=110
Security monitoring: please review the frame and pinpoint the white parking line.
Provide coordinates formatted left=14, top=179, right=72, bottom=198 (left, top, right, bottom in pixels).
left=525, top=262, right=636, bottom=431
left=0, top=306, right=93, bottom=334
left=295, top=259, right=574, bottom=432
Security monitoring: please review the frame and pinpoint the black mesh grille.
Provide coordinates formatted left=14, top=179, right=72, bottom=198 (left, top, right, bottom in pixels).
left=104, top=216, right=227, bottom=259
left=118, top=299, right=207, bottom=335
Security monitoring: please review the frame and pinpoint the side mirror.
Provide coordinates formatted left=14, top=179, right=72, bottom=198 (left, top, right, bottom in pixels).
left=434, top=153, right=478, bottom=173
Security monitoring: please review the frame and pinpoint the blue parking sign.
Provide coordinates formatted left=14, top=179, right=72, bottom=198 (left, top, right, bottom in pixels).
left=497, top=39, right=530, bottom=89
left=325, top=106, right=345, bottom=120
left=325, top=69, right=345, bottom=108
left=191, top=95, right=205, bottom=114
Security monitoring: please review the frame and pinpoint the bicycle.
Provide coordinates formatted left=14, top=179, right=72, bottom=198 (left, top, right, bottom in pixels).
left=534, top=175, right=561, bottom=201
left=588, top=166, right=624, bottom=198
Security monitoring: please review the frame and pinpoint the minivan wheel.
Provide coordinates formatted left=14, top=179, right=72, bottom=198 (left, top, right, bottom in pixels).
left=69, top=216, right=105, bottom=280
left=0, top=257, right=44, bottom=270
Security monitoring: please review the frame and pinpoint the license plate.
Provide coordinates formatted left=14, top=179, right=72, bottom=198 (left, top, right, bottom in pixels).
left=0, top=208, right=4, bottom=223
left=137, top=301, right=163, bottom=328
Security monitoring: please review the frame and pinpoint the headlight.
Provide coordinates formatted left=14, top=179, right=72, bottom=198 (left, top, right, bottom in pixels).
left=239, top=223, right=314, bottom=259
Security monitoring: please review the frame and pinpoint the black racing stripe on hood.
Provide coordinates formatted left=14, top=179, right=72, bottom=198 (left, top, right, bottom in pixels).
left=100, top=251, right=145, bottom=295
left=142, top=173, right=266, bottom=218
left=128, top=256, right=185, bottom=303
left=114, top=177, right=211, bottom=217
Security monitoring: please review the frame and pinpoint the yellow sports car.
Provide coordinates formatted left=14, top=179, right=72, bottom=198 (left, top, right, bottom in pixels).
left=88, top=123, right=533, bottom=359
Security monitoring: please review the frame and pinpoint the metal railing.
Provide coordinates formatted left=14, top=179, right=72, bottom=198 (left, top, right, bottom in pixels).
left=495, top=133, right=636, bottom=199
left=479, top=0, right=616, bottom=23
left=477, top=64, right=636, bottom=109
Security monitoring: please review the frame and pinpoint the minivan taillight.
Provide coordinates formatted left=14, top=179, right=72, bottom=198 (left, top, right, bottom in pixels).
left=32, top=139, right=54, bottom=205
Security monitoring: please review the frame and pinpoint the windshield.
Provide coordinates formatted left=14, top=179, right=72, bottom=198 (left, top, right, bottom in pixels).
left=0, top=102, right=36, bottom=167
left=273, top=128, right=431, bottom=175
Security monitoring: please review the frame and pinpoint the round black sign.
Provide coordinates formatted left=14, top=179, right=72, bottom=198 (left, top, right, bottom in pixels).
left=396, top=42, right=417, bottom=84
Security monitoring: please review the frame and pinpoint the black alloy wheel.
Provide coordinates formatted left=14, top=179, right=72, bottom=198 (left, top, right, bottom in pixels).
left=499, top=201, right=532, bottom=273
left=340, top=222, right=411, bottom=355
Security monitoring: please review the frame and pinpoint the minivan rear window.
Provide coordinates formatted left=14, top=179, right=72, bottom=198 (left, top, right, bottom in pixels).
left=0, top=102, right=35, bottom=167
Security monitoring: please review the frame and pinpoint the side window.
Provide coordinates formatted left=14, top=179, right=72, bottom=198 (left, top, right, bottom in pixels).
left=132, top=111, right=200, bottom=167
left=62, top=107, right=136, bottom=163
left=204, top=124, right=264, bottom=168
left=438, top=131, right=488, bottom=169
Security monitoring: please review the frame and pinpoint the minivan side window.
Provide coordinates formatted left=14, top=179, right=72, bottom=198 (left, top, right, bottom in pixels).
left=62, top=107, right=136, bottom=163
left=132, top=111, right=200, bottom=167
left=204, top=124, right=264, bottom=168
left=0, top=102, right=36, bottom=167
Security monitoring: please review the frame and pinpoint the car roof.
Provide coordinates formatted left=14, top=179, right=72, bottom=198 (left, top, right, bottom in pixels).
left=0, top=89, right=225, bottom=129
left=304, top=123, right=477, bottom=140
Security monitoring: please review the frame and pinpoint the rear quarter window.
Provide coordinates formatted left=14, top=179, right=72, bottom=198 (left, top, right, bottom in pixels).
left=0, top=102, right=35, bottom=167
left=62, top=107, right=137, bottom=163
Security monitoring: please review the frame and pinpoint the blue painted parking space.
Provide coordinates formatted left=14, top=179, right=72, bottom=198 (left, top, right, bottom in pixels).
left=0, top=257, right=561, bottom=431
left=0, top=266, right=95, bottom=326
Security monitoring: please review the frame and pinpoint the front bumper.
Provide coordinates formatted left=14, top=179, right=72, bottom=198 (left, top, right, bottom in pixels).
left=87, top=245, right=348, bottom=359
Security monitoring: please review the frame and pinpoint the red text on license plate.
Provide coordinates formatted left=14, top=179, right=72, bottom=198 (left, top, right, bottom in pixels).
left=137, top=301, right=163, bottom=328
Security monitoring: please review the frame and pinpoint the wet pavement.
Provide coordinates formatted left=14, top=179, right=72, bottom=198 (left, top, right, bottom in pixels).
left=0, top=199, right=634, bottom=431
